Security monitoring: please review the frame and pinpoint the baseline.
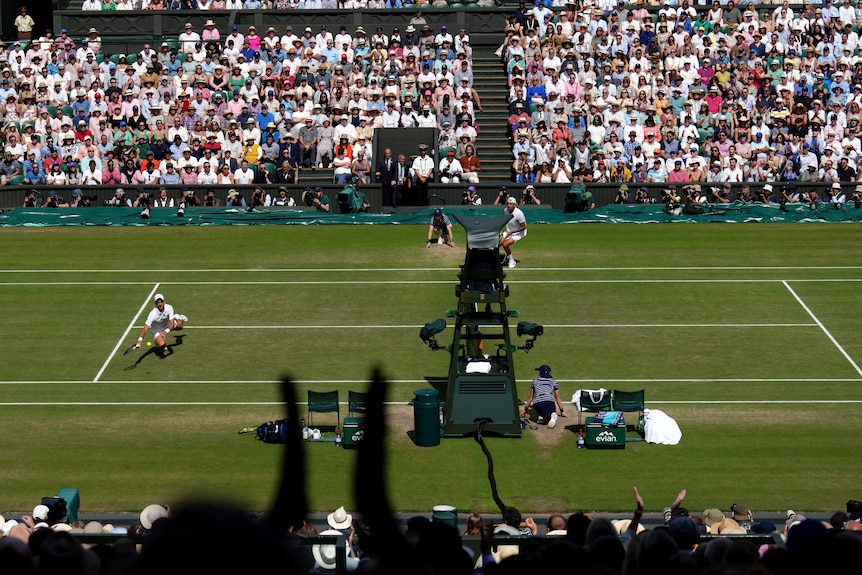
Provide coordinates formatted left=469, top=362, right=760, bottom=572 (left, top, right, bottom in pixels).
left=1, top=377, right=859, bottom=385
left=184, top=323, right=817, bottom=329
left=1, top=265, right=861, bottom=274
left=0, top=399, right=861, bottom=407
left=2, top=279, right=862, bottom=287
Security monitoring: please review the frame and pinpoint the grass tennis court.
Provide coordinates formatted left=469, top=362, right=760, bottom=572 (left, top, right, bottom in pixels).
left=1, top=224, right=861, bottom=515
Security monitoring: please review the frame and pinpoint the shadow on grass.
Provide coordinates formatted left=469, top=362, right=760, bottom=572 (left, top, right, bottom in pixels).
left=123, top=335, right=186, bottom=370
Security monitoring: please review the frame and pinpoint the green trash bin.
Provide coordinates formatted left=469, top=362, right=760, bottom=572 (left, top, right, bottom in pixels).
left=432, top=505, right=457, bottom=529
left=414, top=389, right=440, bottom=447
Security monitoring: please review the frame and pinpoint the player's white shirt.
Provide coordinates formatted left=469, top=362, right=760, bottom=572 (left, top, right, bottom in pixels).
left=504, top=206, right=527, bottom=238
left=145, top=303, right=175, bottom=333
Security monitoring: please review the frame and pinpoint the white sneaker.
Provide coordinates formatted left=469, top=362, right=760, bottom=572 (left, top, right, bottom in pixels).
left=176, top=314, right=188, bottom=322
left=537, top=416, right=544, bottom=424
left=548, top=413, right=558, bottom=429
left=508, top=257, right=516, bottom=269
left=438, top=237, right=443, bottom=244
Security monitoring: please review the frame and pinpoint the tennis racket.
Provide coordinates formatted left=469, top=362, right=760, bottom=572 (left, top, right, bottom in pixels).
left=123, top=343, right=139, bottom=355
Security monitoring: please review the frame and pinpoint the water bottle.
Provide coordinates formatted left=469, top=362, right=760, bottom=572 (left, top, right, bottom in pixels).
left=335, top=428, right=342, bottom=448
left=577, top=428, right=585, bottom=449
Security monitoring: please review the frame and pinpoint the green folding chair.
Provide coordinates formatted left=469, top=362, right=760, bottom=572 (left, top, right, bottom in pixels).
left=348, top=390, right=367, bottom=416
left=612, top=389, right=645, bottom=426
left=308, top=390, right=340, bottom=429
left=577, top=389, right=612, bottom=426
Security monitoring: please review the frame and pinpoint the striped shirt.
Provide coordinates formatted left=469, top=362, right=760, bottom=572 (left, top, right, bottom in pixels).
left=531, top=376, right=558, bottom=404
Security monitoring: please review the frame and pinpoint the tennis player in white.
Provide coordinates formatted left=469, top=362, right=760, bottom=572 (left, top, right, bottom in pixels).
left=501, top=196, right=527, bottom=268
left=135, top=293, right=188, bottom=354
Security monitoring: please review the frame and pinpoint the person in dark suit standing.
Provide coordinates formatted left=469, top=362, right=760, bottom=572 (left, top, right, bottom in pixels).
left=395, top=153, right=410, bottom=208
left=376, top=147, right=398, bottom=208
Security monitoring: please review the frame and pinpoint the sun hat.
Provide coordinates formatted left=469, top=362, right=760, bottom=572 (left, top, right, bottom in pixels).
left=140, top=504, right=168, bottom=530
left=703, top=508, right=724, bottom=527
left=312, top=529, right=346, bottom=570
left=327, top=506, right=353, bottom=530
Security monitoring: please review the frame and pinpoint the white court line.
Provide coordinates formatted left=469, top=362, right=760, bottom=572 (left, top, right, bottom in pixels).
left=185, top=323, right=818, bottom=329
left=92, top=284, right=160, bottom=383
left=3, top=279, right=862, bottom=287
left=0, top=282, right=159, bottom=286
left=0, top=399, right=861, bottom=406
left=783, top=281, right=862, bottom=378
left=0, top=401, right=404, bottom=406
left=1, top=378, right=859, bottom=385
left=2, top=265, right=862, bottom=273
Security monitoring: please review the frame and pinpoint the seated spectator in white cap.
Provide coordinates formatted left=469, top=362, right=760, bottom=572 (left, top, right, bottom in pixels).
left=438, top=150, right=463, bottom=183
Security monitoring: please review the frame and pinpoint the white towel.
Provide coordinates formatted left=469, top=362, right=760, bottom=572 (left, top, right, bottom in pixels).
left=643, top=408, right=682, bottom=445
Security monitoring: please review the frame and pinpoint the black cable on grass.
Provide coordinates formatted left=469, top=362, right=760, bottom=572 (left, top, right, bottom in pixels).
left=474, top=418, right=507, bottom=518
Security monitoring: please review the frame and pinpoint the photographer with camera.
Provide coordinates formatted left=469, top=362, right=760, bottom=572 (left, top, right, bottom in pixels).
left=462, top=185, right=481, bottom=206
left=828, top=182, right=846, bottom=208
left=660, top=186, right=680, bottom=215
left=711, top=183, right=734, bottom=204
left=851, top=184, right=862, bottom=209
left=250, top=186, right=272, bottom=207
left=781, top=182, right=801, bottom=205
left=635, top=187, right=651, bottom=204
left=70, top=189, right=96, bottom=208
left=679, top=185, right=704, bottom=215
left=106, top=188, right=132, bottom=207
left=226, top=189, right=246, bottom=207
left=22, top=189, right=40, bottom=207
left=493, top=185, right=509, bottom=206
left=133, top=187, right=151, bottom=208
left=754, top=183, right=775, bottom=203
left=682, top=184, right=706, bottom=207
left=614, top=184, right=631, bottom=205
left=180, top=186, right=201, bottom=210
left=203, top=189, right=219, bottom=207
left=736, top=184, right=754, bottom=204
left=303, top=187, right=330, bottom=212
left=43, top=191, right=68, bottom=208
left=521, top=184, right=541, bottom=205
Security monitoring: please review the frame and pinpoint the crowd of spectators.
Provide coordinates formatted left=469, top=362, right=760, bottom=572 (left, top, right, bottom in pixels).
left=2, top=494, right=861, bottom=573
left=79, top=0, right=476, bottom=9
left=0, top=8, right=488, bottom=206
left=501, top=0, right=862, bottom=199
